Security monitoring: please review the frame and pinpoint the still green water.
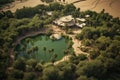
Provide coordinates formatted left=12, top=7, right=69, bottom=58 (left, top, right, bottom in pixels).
left=16, top=35, right=68, bottom=62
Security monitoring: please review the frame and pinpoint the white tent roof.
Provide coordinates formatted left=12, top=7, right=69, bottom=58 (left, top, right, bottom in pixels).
left=76, top=23, right=86, bottom=28
left=60, top=15, right=74, bottom=22
left=76, top=18, right=86, bottom=22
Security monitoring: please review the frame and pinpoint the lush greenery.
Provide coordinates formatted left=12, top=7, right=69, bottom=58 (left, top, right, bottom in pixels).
left=41, top=0, right=54, bottom=3
left=0, top=0, right=14, bottom=5
left=75, top=9, right=120, bottom=80
left=16, top=35, right=74, bottom=62
left=0, top=2, right=120, bottom=80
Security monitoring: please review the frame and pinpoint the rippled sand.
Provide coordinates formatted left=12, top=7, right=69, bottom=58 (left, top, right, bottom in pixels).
left=1, top=0, right=120, bottom=18
left=73, top=0, right=120, bottom=18
left=2, top=0, right=47, bottom=12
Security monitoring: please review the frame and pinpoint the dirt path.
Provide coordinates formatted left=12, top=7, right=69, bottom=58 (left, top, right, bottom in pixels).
left=52, top=25, right=90, bottom=65
left=54, top=55, right=71, bottom=65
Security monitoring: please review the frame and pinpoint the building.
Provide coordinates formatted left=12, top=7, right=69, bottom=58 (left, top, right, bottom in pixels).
left=53, top=15, right=87, bottom=28
left=85, top=14, right=90, bottom=18
left=46, top=11, right=53, bottom=16
left=76, top=18, right=86, bottom=23
left=76, top=23, right=86, bottom=28
left=75, top=18, right=86, bottom=28
left=53, top=15, right=75, bottom=27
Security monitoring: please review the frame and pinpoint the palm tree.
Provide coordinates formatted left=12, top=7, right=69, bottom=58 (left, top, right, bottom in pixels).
left=27, top=48, right=34, bottom=58
left=20, top=45, right=26, bottom=56
left=50, top=53, right=58, bottom=63
left=53, top=53, right=57, bottom=60
left=34, top=46, right=38, bottom=59
left=48, top=49, right=52, bottom=60
left=43, top=46, right=47, bottom=58
left=26, top=38, right=30, bottom=43
left=63, top=50, right=69, bottom=60
left=26, top=49, right=32, bottom=58
left=51, top=48, right=54, bottom=52
left=48, top=48, right=54, bottom=60
left=43, top=46, right=46, bottom=51
left=26, top=50, right=30, bottom=55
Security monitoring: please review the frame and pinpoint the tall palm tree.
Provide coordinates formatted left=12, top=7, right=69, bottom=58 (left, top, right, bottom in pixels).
left=50, top=53, right=58, bottom=63
left=20, top=45, right=26, bottom=57
left=34, top=46, right=38, bottom=59
left=43, top=46, right=47, bottom=59
left=63, top=50, right=69, bottom=60
left=51, top=48, right=54, bottom=52
left=53, top=53, right=57, bottom=60
left=26, top=49, right=32, bottom=58
left=48, top=48, right=54, bottom=60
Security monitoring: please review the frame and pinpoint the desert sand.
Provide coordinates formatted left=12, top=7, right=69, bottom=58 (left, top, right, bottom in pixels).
left=1, top=0, right=120, bottom=18
left=73, top=0, right=120, bottom=18
left=51, top=25, right=90, bottom=57
left=1, top=0, right=47, bottom=12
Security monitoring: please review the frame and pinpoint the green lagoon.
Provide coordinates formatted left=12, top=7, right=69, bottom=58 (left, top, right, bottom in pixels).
left=15, top=35, right=69, bottom=62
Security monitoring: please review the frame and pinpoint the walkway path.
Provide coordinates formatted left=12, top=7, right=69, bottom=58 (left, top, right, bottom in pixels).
left=52, top=25, right=90, bottom=65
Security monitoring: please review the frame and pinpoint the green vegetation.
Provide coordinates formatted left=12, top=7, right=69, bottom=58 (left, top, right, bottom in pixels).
left=41, top=0, right=54, bottom=3
left=0, top=2, right=120, bottom=80
left=0, top=0, right=14, bottom=5
left=16, top=35, right=73, bottom=62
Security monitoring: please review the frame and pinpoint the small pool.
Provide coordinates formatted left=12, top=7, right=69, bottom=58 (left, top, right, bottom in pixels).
left=15, top=35, right=71, bottom=62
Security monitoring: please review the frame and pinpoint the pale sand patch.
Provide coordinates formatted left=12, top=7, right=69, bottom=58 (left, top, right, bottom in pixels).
left=54, top=55, right=71, bottom=65
left=1, top=0, right=120, bottom=17
left=51, top=25, right=90, bottom=64
left=2, top=0, right=47, bottom=12
left=73, top=0, right=120, bottom=18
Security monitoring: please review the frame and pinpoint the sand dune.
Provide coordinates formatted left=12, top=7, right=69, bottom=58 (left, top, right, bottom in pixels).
left=73, top=0, right=120, bottom=18
left=1, top=0, right=47, bottom=12
left=1, top=0, right=120, bottom=18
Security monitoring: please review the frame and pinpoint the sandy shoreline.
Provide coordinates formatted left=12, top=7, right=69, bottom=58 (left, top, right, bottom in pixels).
left=10, top=24, right=90, bottom=64
left=51, top=25, right=90, bottom=59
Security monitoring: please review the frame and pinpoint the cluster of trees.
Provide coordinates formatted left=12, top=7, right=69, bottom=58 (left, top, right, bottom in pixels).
left=41, top=0, right=54, bottom=3
left=0, top=2, right=120, bottom=80
left=0, top=0, right=14, bottom=5
left=19, top=35, right=74, bottom=63
left=0, top=2, right=80, bottom=19
left=14, top=2, right=79, bottom=19
left=6, top=54, right=86, bottom=80
left=15, top=7, right=39, bottom=19
left=0, top=10, right=14, bottom=19
left=75, top=9, right=120, bottom=80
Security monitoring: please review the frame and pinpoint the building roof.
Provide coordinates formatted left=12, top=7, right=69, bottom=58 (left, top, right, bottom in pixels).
left=46, top=11, right=52, bottom=16
left=85, top=15, right=90, bottom=18
left=59, top=15, right=74, bottom=22
left=53, top=15, right=75, bottom=26
left=76, top=18, right=86, bottom=22
left=76, top=23, right=86, bottom=28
